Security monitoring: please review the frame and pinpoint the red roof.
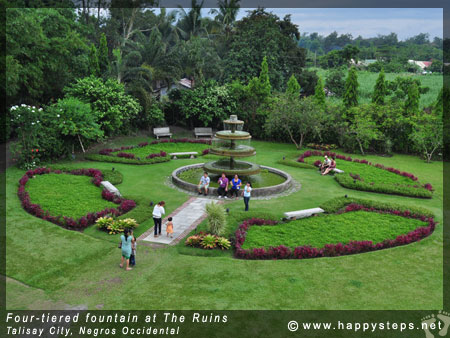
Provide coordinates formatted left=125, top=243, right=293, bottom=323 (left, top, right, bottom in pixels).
left=422, top=61, right=432, bottom=67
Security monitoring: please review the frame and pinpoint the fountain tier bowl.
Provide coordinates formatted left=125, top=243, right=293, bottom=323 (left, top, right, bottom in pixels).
left=215, top=130, right=251, bottom=140
left=209, top=145, right=256, bottom=157
left=203, top=159, right=261, bottom=176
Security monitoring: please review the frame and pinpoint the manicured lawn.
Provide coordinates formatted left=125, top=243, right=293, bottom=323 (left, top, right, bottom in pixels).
left=6, top=138, right=443, bottom=310
left=25, top=173, right=117, bottom=219
left=242, top=210, right=428, bottom=249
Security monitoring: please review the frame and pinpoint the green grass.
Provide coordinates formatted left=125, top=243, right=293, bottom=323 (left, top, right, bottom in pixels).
left=25, top=173, right=117, bottom=219
left=115, top=142, right=209, bottom=158
left=6, top=138, right=443, bottom=310
left=178, top=168, right=286, bottom=188
left=242, top=211, right=428, bottom=249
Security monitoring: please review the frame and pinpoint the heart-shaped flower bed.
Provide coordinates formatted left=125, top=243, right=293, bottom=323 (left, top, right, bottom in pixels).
left=235, top=204, right=436, bottom=260
left=18, top=167, right=136, bottom=230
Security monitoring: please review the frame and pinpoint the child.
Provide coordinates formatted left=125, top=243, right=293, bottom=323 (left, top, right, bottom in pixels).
left=166, top=217, right=174, bottom=238
left=129, top=231, right=137, bottom=267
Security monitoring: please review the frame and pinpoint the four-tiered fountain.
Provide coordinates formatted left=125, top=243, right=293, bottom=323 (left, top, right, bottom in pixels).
left=203, top=115, right=261, bottom=176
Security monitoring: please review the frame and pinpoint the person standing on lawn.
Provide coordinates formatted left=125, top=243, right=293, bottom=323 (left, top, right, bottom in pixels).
left=242, top=182, right=252, bottom=211
left=198, top=171, right=210, bottom=195
left=229, top=174, right=242, bottom=199
left=120, top=228, right=133, bottom=271
left=217, top=173, right=229, bottom=199
left=153, top=201, right=165, bottom=237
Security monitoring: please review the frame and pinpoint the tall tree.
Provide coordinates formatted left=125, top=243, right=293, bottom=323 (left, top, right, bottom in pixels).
left=314, top=76, right=326, bottom=107
left=88, top=44, right=100, bottom=76
left=286, top=74, right=301, bottom=98
left=372, top=69, right=387, bottom=105
left=404, top=82, right=420, bottom=114
left=98, top=33, right=110, bottom=75
left=343, top=67, right=358, bottom=108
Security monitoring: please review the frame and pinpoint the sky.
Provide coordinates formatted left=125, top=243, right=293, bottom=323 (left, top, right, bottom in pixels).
left=160, top=7, right=443, bottom=40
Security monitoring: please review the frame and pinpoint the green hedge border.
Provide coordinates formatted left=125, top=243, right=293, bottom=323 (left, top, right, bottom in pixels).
left=85, top=153, right=170, bottom=165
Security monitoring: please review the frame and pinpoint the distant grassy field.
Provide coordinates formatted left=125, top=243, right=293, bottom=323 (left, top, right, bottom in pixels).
left=311, top=68, right=443, bottom=108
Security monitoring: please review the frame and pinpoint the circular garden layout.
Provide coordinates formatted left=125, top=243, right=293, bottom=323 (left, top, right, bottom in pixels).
left=17, top=140, right=437, bottom=260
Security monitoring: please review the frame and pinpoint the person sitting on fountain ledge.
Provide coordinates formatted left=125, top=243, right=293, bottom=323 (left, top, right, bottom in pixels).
left=229, top=174, right=242, bottom=199
left=217, top=173, right=229, bottom=199
left=198, top=171, right=210, bottom=195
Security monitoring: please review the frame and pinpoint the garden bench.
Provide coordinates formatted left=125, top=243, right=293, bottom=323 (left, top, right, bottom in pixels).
left=100, top=181, right=122, bottom=197
left=153, top=127, right=172, bottom=139
left=169, top=152, right=198, bottom=159
left=283, top=207, right=325, bottom=220
left=194, top=127, right=213, bottom=138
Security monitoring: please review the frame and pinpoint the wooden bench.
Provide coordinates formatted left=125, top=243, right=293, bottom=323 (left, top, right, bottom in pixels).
left=194, top=127, right=213, bottom=138
left=153, top=127, right=172, bottom=139
left=100, top=181, right=122, bottom=197
left=169, top=152, right=198, bottom=159
left=284, top=207, right=325, bottom=220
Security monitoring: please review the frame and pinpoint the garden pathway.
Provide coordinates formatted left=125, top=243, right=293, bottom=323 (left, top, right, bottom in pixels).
left=138, top=197, right=216, bottom=247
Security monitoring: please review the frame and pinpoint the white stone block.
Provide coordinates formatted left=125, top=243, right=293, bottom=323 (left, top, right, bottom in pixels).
left=100, top=181, right=121, bottom=197
left=284, top=207, right=325, bottom=220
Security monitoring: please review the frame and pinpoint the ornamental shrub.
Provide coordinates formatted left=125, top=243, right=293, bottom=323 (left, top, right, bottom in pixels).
left=205, top=202, right=227, bottom=236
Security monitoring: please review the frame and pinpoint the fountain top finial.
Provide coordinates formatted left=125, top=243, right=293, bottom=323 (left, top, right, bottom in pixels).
left=224, top=115, right=244, bottom=125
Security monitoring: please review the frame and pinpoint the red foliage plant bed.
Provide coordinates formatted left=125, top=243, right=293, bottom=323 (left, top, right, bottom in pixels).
left=17, top=167, right=136, bottom=230
left=234, top=207, right=436, bottom=260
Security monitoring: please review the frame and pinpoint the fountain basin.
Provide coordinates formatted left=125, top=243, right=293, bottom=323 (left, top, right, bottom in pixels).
left=172, top=163, right=295, bottom=197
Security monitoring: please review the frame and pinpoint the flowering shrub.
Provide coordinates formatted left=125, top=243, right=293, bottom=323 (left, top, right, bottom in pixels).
left=234, top=209, right=436, bottom=260
left=17, top=168, right=136, bottom=230
left=202, top=149, right=210, bottom=155
left=117, top=152, right=135, bottom=159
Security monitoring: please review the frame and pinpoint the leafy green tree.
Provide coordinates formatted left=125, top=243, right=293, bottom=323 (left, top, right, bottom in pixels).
left=410, top=111, right=443, bottom=163
left=325, top=68, right=346, bottom=97
left=346, top=107, right=380, bottom=155
left=223, top=9, right=305, bottom=90
left=343, top=67, right=359, bottom=108
left=50, top=97, right=103, bottom=153
left=314, top=76, right=326, bottom=107
left=64, top=76, right=141, bottom=136
left=286, top=74, right=301, bottom=98
left=404, top=82, right=420, bottom=114
left=98, top=33, right=110, bottom=76
left=89, top=44, right=100, bottom=76
left=265, top=95, right=324, bottom=149
left=172, top=80, right=237, bottom=128
left=372, top=69, right=387, bottom=105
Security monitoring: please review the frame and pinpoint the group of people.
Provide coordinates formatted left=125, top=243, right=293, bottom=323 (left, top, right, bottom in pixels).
left=319, top=155, right=336, bottom=175
left=198, top=172, right=252, bottom=211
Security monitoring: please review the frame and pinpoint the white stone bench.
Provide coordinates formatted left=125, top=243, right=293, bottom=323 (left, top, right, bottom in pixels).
left=169, top=152, right=198, bottom=159
left=101, top=181, right=122, bottom=197
left=284, top=207, right=325, bottom=220
left=194, top=127, right=213, bottom=138
left=153, top=127, right=172, bottom=139
left=333, top=168, right=344, bottom=173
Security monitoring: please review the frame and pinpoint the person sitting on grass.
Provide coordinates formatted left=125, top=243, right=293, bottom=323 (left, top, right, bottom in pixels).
left=217, top=173, right=229, bottom=199
left=198, top=171, right=210, bottom=196
left=229, top=174, right=242, bottom=199
left=322, top=158, right=336, bottom=175
left=320, top=155, right=331, bottom=174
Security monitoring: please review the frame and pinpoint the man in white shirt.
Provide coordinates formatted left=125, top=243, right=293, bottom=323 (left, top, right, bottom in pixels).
left=153, top=201, right=165, bottom=237
left=198, top=171, right=210, bottom=195
left=321, top=155, right=331, bottom=174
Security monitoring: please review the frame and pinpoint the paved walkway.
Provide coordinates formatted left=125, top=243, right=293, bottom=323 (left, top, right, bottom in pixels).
left=138, top=197, right=217, bottom=246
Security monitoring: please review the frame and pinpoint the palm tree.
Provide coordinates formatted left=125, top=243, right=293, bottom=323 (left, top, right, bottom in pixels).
left=176, top=0, right=208, bottom=40
left=209, top=0, right=240, bottom=37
